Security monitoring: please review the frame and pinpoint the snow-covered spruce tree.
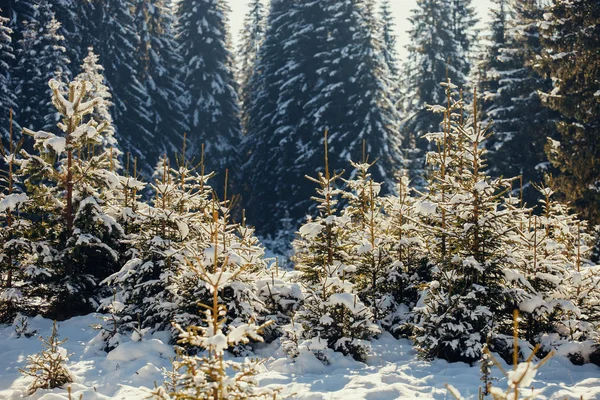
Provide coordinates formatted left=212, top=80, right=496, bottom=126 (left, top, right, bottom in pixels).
left=103, top=155, right=205, bottom=339
left=104, top=152, right=267, bottom=350
left=477, top=0, right=510, bottom=125
left=83, top=0, right=153, bottom=169
left=131, top=0, right=187, bottom=167
left=173, top=192, right=269, bottom=355
left=74, top=48, right=121, bottom=165
left=19, top=321, right=74, bottom=395
left=509, top=189, right=565, bottom=346
left=506, top=182, right=598, bottom=353
left=237, top=0, right=266, bottom=132
left=242, top=0, right=328, bottom=237
left=50, top=0, right=88, bottom=64
left=0, top=111, right=29, bottom=322
left=382, top=174, right=430, bottom=335
left=341, top=159, right=403, bottom=330
left=380, top=0, right=399, bottom=87
left=0, top=11, right=17, bottom=140
left=538, top=0, right=600, bottom=226
left=400, top=0, right=477, bottom=189
left=411, top=83, right=525, bottom=364
left=529, top=186, right=600, bottom=354
left=294, top=135, right=379, bottom=362
left=243, top=0, right=402, bottom=239
left=311, top=0, right=402, bottom=191
left=153, top=240, right=279, bottom=400
left=175, top=0, right=241, bottom=180
left=14, top=1, right=71, bottom=132
left=16, top=78, right=123, bottom=319
left=480, top=0, right=557, bottom=206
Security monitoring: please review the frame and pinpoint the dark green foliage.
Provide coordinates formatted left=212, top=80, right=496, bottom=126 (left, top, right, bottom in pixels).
left=400, top=0, right=477, bottom=188
left=481, top=0, right=558, bottom=206
left=175, top=0, right=241, bottom=179
left=538, top=0, right=600, bottom=225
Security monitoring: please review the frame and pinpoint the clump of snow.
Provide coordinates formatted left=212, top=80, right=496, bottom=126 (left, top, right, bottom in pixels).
left=106, top=338, right=174, bottom=362
left=0, top=193, right=29, bottom=212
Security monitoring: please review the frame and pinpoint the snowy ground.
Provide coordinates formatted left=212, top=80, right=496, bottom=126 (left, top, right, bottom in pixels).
left=1, top=315, right=598, bottom=399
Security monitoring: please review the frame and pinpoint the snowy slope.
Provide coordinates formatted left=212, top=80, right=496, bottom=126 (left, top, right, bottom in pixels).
left=1, top=314, right=598, bottom=399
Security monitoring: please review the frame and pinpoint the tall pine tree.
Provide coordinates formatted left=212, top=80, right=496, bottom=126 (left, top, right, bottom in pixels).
left=480, top=0, right=557, bottom=206
left=400, top=0, right=477, bottom=188
left=131, top=0, right=187, bottom=167
left=242, top=0, right=327, bottom=236
left=538, top=0, right=600, bottom=225
left=82, top=0, right=152, bottom=168
left=0, top=10, right=16, bottom=140
left=244, top=0, right=402, bottom=238
left=380, top=0, right=399, bottom=83
left=15, top=1, right=71, bottom=131
left=175, top=0, right=242, bottom=177
left=237, top=0, right=266, bottom=131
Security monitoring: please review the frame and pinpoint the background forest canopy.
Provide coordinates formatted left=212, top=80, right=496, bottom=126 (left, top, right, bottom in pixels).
left=0, top=0, right=599, bottom=245
left=0, top=1, right=599, bottom=396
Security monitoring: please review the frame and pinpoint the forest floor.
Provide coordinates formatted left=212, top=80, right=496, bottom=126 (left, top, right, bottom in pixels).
left=0, top=314, right=598, bottom=399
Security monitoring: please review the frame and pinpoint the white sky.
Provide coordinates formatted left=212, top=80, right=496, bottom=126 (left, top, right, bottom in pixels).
left=227, top=0, right=493, bottom=62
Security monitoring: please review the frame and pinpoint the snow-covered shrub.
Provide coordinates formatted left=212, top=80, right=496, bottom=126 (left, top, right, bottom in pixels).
left=19, top=321, right=74, bottom=395
left=256, top=267, right=304, bottom=342
left=153, top=218, right=280, bottom=399
left=105, top=157, right=269, bottom=352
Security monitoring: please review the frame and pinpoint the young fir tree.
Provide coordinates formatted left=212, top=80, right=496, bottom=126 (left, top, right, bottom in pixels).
left=175, top=0, right=242, bottom=178
left=382, top=173, right=431, bottom=335
left=294, top=134, right=379, bottom=362
left=153, top=229, right=279, bottom=400
left=74, top=48, right=120, bottom=159
left=104, top=151, right=267, bottom=349
left=481, top=0, right=557, bottom=206
left=0, top=11, right=16, bottom=140
left=536, top=190, right=600, bottom=348
left=237, top=0, right=266, bottom=131
left=14, top=1, right=71, bottom=132
left=538, top=0, right=600, bottom=225
left=412, top=83, right=526, bottom=364
left=342, top=158, right=409, bottom=330
left=103, top=155, right=195, bottom=338
left=15, top=77, right=124, bottom=319
left=131, top=0, right=188, bottom=167
left=19, top=321, right=74, bottom=395
left=400, top=0, right=477, bottom=188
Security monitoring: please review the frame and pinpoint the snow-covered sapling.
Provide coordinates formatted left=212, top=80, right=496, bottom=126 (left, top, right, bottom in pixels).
left=19, top=321, right=74, bottom=395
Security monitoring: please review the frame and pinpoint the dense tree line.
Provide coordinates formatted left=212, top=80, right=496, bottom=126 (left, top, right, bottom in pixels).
left=1, top=0, right=597, bottom=241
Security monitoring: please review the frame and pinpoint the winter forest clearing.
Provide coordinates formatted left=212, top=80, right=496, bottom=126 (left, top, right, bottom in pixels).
left=0, top=0, right=599, bottom=399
